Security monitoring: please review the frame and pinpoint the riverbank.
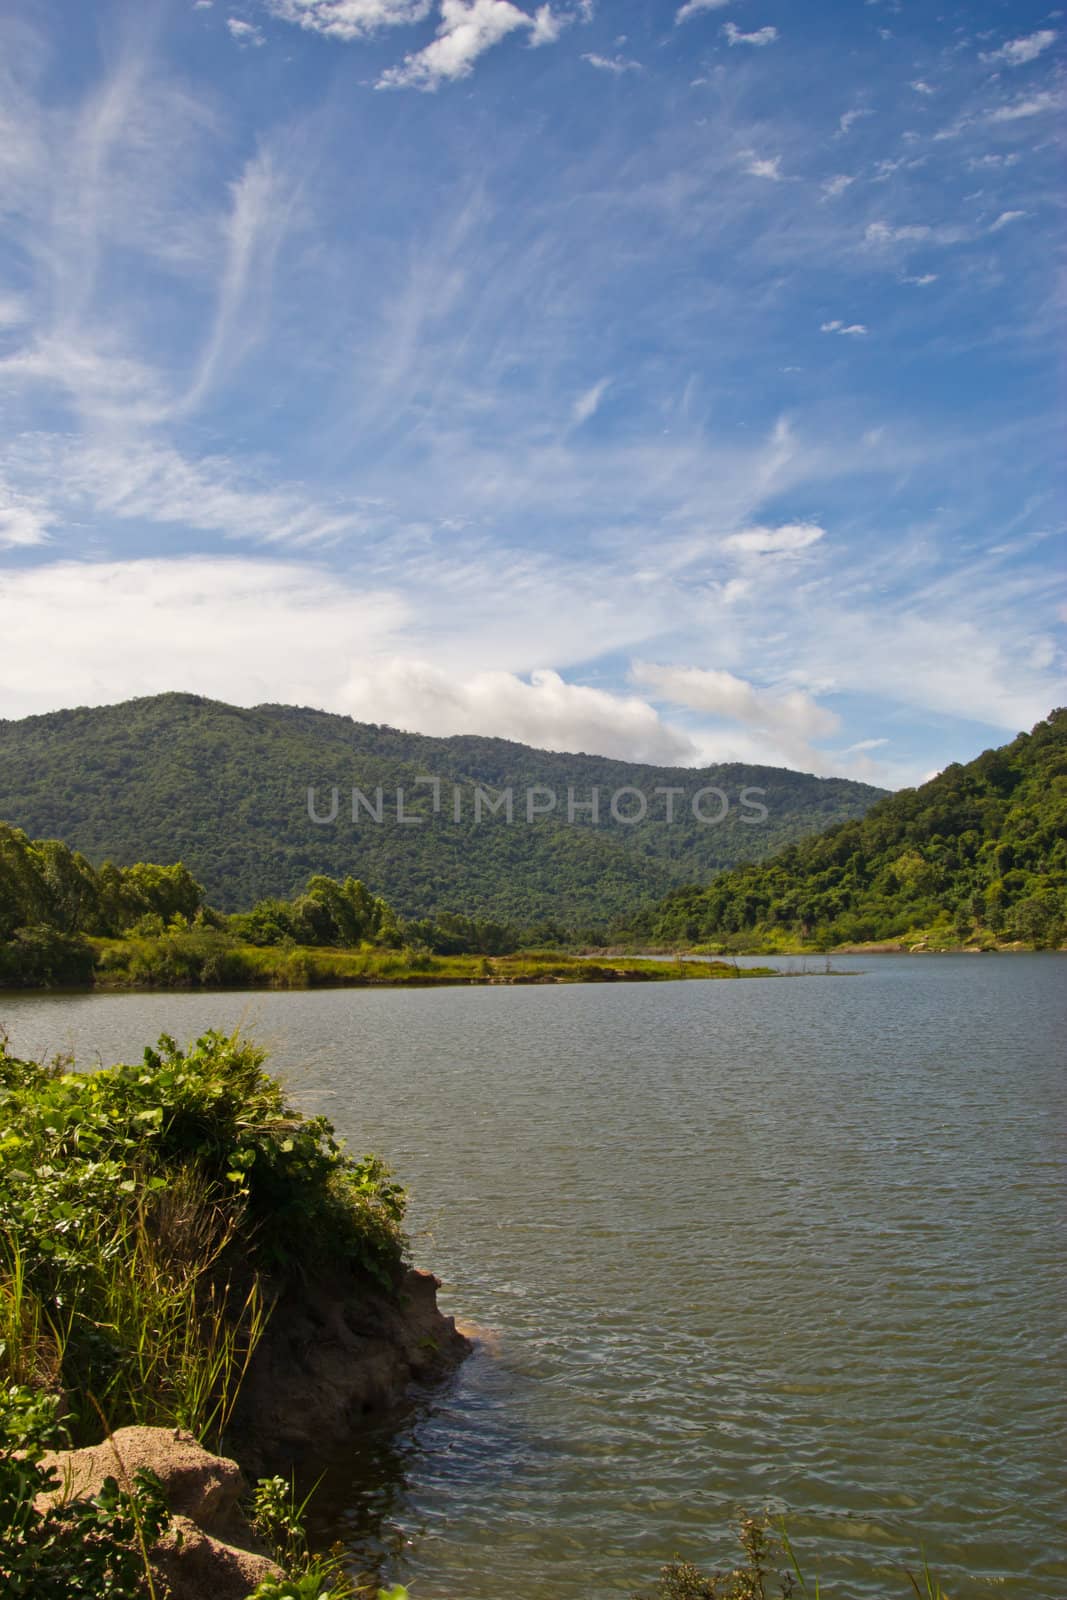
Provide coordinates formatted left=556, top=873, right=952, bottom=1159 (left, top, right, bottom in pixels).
left=0, top=1027, right=468, bottom=1596
left=4, top=934, right=781, bottom=990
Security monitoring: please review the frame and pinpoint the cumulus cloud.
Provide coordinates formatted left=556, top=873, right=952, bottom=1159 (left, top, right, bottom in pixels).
left=632, top=662, right=841, bottom=771
left=822, top=174, right=854, bottom=199
left=338, top=662, right=696, bottom=761
left=376, top=0, right=563, bottom=89
left=910, top=79, right=935, bottom=95
left=572, top=377, right=611, bottom=425
left=226, top=17, right=265, bottom=43
left=981, top=30, right=1058, bottom=67
left=723, top=22, right=777, bottom=46
left=267, top=0, right=432, bottom=37
left=722, top=522, right=825, bottom=555
left=837, top=108, right=872, bottom=135
left=820, top=320, right=868, bottom=336
left=903, top=273, right=938, bottom=286
left=0, top=558, right=411, bottom=718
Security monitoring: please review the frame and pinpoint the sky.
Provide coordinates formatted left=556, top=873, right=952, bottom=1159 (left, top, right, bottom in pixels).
left=0, top=0, right=1063, bottom=787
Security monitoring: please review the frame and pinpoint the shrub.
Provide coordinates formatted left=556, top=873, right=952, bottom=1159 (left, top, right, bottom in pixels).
left=0, top=1031, right=408, bottom=1445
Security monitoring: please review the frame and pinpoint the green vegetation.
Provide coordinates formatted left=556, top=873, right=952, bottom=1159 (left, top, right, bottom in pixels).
left=0, top=1029, right=407, bottom=1444
left=0, top=1385, right=169, bottom=1600
left=632, top=710, right=1067, bottom=951
left=0, top=1029, right=412, bottom=1597
left=633, top=1516, right=950, bottom=1599
left=0, top=823, right=778, bottom=987
left=0, top=693, right=882, bottom=926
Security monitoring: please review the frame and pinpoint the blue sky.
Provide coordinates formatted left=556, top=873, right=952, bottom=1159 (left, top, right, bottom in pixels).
left=0, top=0, right=1063, bottom=785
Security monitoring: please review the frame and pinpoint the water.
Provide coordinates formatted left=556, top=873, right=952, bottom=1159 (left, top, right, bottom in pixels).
left=2, top=955, right=1065, bottom=1597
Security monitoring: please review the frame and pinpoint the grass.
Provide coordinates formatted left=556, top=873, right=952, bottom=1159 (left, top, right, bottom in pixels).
left=85, top=933, right=781, bottom=989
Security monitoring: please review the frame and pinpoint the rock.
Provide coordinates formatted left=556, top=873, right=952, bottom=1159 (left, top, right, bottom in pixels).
left=38, top=1425, right=245, bottom=1532
left=37, top=1425, right=284, bottom=1599
left=153, top=1515, right=282, bottom=1600
left=230, top=1264, right=471, bottom=1476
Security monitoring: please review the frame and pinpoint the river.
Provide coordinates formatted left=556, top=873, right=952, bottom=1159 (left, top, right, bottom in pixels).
left=2, top=954, right=1064, bottom=1597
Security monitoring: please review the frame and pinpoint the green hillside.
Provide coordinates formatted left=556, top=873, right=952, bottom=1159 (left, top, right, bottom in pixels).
left=0, top=693, right=882, bottom=927
left=635, top=710, right=1067, bottom=950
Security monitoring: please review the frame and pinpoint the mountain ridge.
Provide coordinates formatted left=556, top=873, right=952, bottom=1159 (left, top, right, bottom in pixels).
left=0, top=692, right=884, bottom=925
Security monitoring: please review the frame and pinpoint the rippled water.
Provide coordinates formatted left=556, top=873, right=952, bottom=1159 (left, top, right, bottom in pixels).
left=2, top=955, right=1065, bottom=1597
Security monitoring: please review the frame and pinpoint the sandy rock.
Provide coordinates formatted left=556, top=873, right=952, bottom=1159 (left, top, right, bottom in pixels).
left=153, top=1514, right=283, bottom=1600
left=37, top=1426, right=284, bottom=1599
left=38, top=1425, right=244, bottom=1532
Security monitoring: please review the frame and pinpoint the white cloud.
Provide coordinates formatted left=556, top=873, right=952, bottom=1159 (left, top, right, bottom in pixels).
left=572, top=377, right=611, bottom=425
left=968, top=153, right=1020, bottom=170
left=902, top=272, right=938, bottom=286
left=338, top=662, right=696, bottom=761
left=632, top=661, right=841, bottom=771
left=675, top=0, right=732, bottom=24
left=267, top=0, right=432, bottom=37
left=988, top=91, right=1062, bottom=122
left=376, top=0, right=563, bottom=90
left=743, top=153, right=782, bottom=181
left=820, top=320, right=868, bottom=336
left=226, top=17, right=265, bottom=44
left=822, top=174, right=854, bottom=199
left=582, top=52, right=641, bottom=72
left=0, top=558, right=411, bottom=719
left=723, top=22, right=777, bottom=46
left=864, top=220, right=932, bottom=246
left=981, top=30, right=1058, bottom=67
left=0, top=483, right=52, bottom=549
left=14, top=437, right=366, bottom=548
left=989, top=209, right=1026, bottom=232
left=910, top=79, right=935, bottom=95
left=722, top=521, right=825, bottom=555
left=837, top=108, right=872, bottom=135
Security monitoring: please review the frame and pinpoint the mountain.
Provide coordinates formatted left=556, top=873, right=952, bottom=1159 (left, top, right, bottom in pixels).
left=634, top=710, right=1067, bottom=949
left=0, top=694, right=883, bottom=927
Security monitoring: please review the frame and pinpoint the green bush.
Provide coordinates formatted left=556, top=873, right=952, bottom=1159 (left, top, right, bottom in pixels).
left=0, top=1030, right=407, bottom=1445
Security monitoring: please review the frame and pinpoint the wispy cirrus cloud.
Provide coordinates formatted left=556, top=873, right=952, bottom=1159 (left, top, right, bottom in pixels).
left=674, top=0, right=732, bottom=25
left=980, top=30, right=1058, bottom=68
left=722, top=522, right=826, bottom=556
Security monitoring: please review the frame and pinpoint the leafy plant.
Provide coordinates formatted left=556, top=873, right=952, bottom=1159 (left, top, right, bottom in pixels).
left=0, top=1385, right=170, bottom=1600
left=0, top=1030, right=407, bottom=1445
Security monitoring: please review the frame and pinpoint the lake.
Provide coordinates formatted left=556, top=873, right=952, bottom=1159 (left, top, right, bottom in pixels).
left=2, top=954, right=1064, bottom=1597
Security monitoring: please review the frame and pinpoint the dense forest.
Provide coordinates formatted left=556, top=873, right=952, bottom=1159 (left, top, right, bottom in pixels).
left=0, top=821, right=524, bottom=985
left=631, top=710, right=1067, bottom=950
left=0, top=693, right=882, bottom=925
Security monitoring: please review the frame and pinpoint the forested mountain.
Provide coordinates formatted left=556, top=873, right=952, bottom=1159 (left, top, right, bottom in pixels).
left=634, top=710, right=1067, bottom=949
left=0, top=694, right=883, bottom=926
